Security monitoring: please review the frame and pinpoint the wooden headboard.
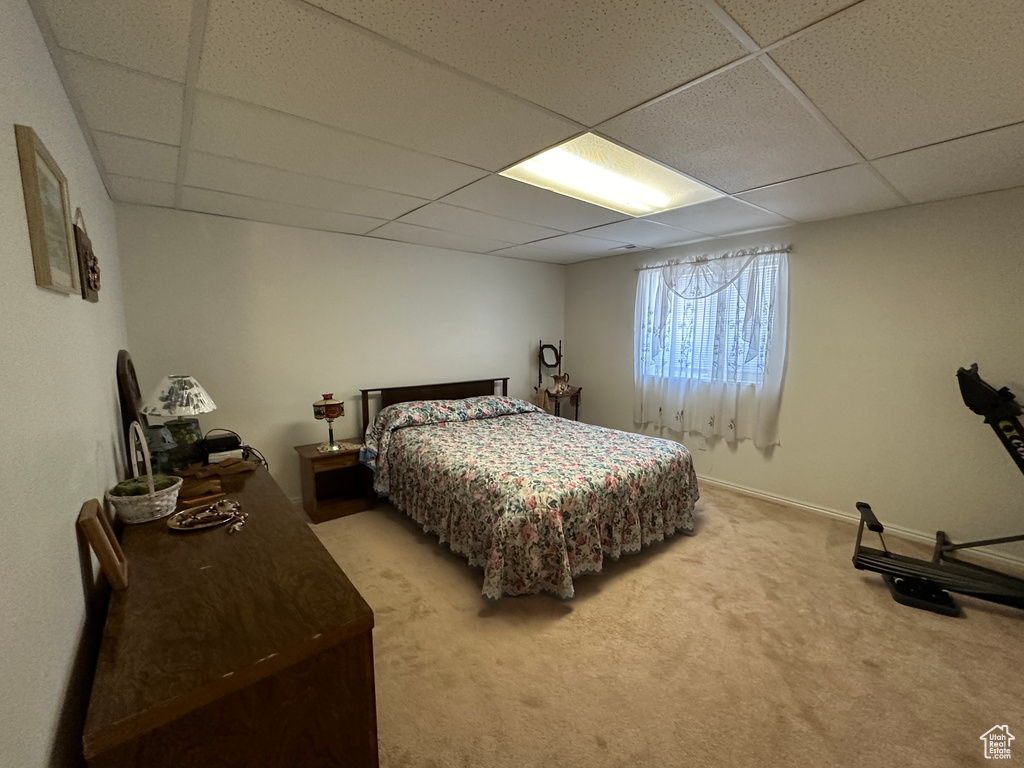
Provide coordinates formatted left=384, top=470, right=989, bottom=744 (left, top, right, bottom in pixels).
left=360, top=378, right=509, bottom=434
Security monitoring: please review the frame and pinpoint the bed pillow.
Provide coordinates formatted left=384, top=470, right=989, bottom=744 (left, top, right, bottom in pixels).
left=362, top=395, right=543, bottom=494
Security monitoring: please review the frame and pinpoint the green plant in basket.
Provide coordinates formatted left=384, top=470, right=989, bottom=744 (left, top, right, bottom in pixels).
left=110, top=474, right=178, bottom=497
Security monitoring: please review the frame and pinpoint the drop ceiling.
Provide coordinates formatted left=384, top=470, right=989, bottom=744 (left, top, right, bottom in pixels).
left=28, top=0, right=1024, bottom=264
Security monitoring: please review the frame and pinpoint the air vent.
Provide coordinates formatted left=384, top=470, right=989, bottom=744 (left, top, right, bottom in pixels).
left=609, top=243, right=652, bottom=252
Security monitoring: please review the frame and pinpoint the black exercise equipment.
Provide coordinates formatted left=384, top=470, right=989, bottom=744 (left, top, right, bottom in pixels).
left=852, top=364, right=1024, bottom=616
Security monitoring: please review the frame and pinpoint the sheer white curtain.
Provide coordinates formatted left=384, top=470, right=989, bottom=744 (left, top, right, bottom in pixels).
left=634, top=247, right=789, bottom=448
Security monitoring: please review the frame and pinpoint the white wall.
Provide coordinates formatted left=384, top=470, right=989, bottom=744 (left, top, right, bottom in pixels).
left=566, top=188, right=1024, bottom=558
left=0, top=2, right=130, bottom=766
left=115, top=205, right=566, bottom=501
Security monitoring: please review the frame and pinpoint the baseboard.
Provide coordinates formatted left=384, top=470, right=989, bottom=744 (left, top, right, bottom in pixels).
left=696, top=474, right=1024, bottom=569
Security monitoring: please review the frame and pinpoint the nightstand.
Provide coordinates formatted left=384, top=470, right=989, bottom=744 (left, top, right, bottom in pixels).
left=294, top=442, right=374, bottom=523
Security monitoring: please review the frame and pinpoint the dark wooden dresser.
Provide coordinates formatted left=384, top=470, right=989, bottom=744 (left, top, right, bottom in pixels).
left=83, top=468, right=378, bottom=767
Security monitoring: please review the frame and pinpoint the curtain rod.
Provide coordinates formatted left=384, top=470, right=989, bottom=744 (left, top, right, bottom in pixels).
left=636, top=244, right=792, bottom=272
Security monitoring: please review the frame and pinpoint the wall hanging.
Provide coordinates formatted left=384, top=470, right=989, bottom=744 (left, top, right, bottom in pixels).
left=74, top=208, right=100, bottom=302
left=13, top=124, right=79, bottom=295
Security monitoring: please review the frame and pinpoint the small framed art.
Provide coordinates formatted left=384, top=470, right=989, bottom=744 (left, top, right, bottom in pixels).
left=14, top=124, right=79, bottom=295
left=77, top=498, right=128, bottom=591
left=74, top=209, right=100, bottom=302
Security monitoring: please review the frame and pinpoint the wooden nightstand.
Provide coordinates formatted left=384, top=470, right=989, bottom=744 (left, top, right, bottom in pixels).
left=294, top=442, right=374, bottom=523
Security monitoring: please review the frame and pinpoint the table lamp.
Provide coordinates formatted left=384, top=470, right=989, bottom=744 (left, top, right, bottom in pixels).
left=141, top=374, right=217, bottom=469
left=313, top=393, right=344, bottom=452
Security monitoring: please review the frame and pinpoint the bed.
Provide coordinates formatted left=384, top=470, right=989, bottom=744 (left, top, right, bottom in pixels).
left=360, top=379, right=699, bottom=599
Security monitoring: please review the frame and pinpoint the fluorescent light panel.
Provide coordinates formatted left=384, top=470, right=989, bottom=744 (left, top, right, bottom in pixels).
left=500, top=133, right=722, bottom=216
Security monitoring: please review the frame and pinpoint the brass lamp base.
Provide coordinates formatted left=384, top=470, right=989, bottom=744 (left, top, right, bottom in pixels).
left=317, top=416, right=340, bottom=453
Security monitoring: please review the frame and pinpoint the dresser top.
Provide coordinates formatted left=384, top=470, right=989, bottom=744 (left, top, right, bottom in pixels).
left=83, top=467, right=373, bottom=757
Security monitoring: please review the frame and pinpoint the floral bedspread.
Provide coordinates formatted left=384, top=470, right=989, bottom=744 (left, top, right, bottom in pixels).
left=363, top=396, right=699, bottom=599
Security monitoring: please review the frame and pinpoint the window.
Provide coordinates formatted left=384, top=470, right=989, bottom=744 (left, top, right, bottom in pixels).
left=634, top=247, right=789, bottom=447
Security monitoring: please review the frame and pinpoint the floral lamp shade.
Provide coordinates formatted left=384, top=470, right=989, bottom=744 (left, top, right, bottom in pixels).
left=141, top=375, right=217, bottom=418
left=139, top=375, right=215, bottom=470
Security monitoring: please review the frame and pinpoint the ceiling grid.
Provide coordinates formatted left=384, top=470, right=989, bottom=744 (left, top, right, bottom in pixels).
left=173, top=0, right=211, bottom=208
left=23, top=0, right=1024, bottom=263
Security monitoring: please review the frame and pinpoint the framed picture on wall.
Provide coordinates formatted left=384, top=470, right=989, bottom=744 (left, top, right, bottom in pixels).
left=74, top=210, right=100, bottom=302
left=14, top=124, right=79, bottom=295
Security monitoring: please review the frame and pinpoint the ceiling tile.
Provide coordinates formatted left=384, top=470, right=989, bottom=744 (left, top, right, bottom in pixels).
left=487, top=244, right=584, bottom=264
left=437, top=175, right=628, bottom=232
left=180, top=187, right=386, bottom=235
left=579, top=219, right=708, bottom=247
left=872, top=123, right=1024, bottom=204
left=309, top=0, right=748, bottom=126
left=40, top=0, right=192, bottom=81
left=715, top=0, right=860, bottom=46
left=490, top=235, right=649, bottom=263
left=370, top=222, right=517, bottom=255
left=738, top=164, right=904, bottom=222
left=397, top=203, right=563, bottom=244
left=62, top=52, right=183, bottom=144
left=189, top=92, right=487, bottom=199
left=183, top=152, right=427, bottom=219
left=771, top=0, right=1024, bottom=159
left=198, top=0, right=582, bottom=170
left=518, top=234, right=637, bottom=257
left=646, top=197, right=792, bottom=236
left=107, top=175, right=176, bottom=207
left=600, top=60, right=856, bottom=193
left=93, top=132, right=179, bottom=182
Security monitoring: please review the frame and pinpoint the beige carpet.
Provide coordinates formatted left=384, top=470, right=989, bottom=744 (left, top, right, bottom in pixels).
left=313, top=485, right=1024, bottom=768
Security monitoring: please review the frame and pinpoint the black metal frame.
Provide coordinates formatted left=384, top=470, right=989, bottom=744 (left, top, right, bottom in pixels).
left=536, top=339, right=562, bottom=391
left=852, top=364, right=1024, bottom=615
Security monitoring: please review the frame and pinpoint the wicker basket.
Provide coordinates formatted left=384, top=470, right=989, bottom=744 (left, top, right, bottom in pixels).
left=106, top=421, right=183, bottom=524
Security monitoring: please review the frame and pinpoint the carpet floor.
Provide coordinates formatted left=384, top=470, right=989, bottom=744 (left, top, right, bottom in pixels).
left=312, top=484, right=1024, bottom=768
